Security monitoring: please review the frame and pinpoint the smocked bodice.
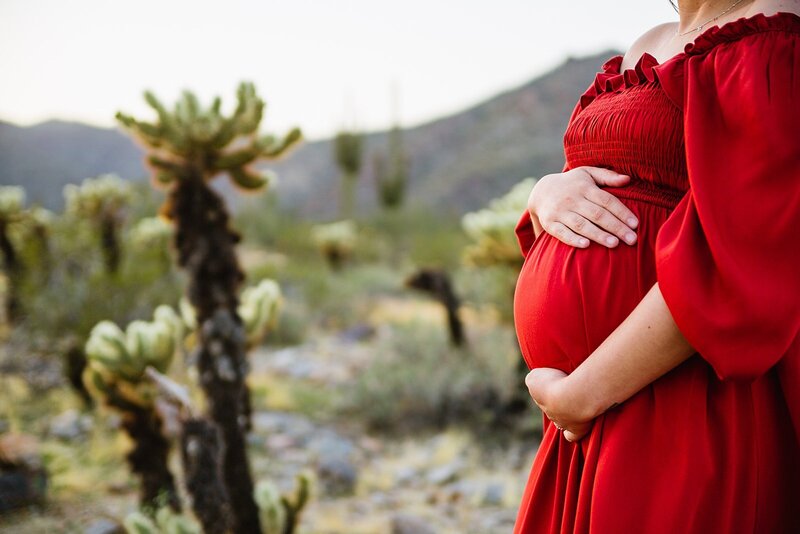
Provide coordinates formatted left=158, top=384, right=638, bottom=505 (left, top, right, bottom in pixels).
left=563, top=52, right=688, bottom=194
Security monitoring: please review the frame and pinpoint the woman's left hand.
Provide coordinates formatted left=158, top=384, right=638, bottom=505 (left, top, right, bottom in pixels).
left=525, top=368, right=594, bottom=442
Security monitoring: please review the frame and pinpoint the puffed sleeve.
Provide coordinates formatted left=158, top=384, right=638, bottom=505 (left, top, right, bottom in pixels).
left=654, top=33, right=800, bottom=381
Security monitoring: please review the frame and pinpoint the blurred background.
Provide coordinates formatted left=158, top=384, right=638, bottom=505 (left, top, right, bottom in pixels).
left=0, top=1, right=673, bottom=533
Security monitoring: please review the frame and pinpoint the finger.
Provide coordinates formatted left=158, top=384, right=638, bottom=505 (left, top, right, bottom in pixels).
left=582, top=166, right=631, bottom=187
left=544, top=221, right=590, bottom=248
left=563, top=430, right=581, bottom=442
left=574, top=201, right=637, bottom=246
left=565, top=211, right=620, bottom=248
left=584, top=187, right=639, bottom=230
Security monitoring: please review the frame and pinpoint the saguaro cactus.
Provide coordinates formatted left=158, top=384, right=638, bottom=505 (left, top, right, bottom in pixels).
left=373, top=124, right=408, bottom=210
left=64, top=174, right=133, bottom=274
left=116, top=82, right=301, bottom=534
left=333, top=131, right=363, bottom=218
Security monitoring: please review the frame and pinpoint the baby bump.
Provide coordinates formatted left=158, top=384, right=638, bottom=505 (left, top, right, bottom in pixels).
left=512, top=185, right=682, bottom=372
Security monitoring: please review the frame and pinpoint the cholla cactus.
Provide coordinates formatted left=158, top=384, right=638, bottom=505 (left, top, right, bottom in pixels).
left=238, top=279, right=282, bottom=347
left=461, top=178, right=535, bottom=268
left=254, top=481, right=286, bottom=534
left=64, top=174, right=134, bottom=273
left=117, top=82, right=301, bottom=534
left=116, top=83, right=298, bottom=195
left=130, top=216, right=174, bottom=250
left=124, top=507, right=201, bottom=534
left=311, top=220, right=357, bottom=270
left=0, top=186, right=26, bottom=322
left=0, top=186, right=25, bottom=218
left=84, top=305, right=182, bottom=405
left=84, top=305, right=184, bottom=511
left=254, top=472, right=311, bottom=534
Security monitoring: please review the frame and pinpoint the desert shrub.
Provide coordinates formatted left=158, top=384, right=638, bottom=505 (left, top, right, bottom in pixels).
left=342, top=319, right=520, bottom=431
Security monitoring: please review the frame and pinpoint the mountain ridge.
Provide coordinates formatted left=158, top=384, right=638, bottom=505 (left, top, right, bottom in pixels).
left=0, top=49, right=619, bottom=218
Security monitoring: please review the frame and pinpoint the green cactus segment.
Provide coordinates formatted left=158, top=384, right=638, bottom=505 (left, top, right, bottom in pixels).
left=123, top=508, right=201, bottom=534
left=0, top=186, right=25, bottom=218
left=311, top=220, right=357, bottom=253
left=254, top=471, right=311, bottom=534
left=461, top=177, right=536, bottom=267
left=124, top=511, right=160, bottom=534
left=334, top=132, right=363, bottom=176
left=84, top=305, right=185, bottom=408
left=239, top=279, right=282, bottom=347
left=228, top=167, right=272, bottom=192
left=129, top=216, right=174, bottom=249
left=180, top=279, right=282, bottom=347
left=116, top=82, right=302, bottom=190
left=311, top=220, right=357, bottom=269
left=254, top=480, right=286, bottom=534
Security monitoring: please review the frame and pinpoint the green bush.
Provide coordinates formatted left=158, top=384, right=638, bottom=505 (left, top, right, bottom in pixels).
left=342, top=320, right=520, bottom=431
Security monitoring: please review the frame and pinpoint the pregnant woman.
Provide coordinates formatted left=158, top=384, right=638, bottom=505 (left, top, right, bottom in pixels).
left=512, top=1, right=800, bottom=532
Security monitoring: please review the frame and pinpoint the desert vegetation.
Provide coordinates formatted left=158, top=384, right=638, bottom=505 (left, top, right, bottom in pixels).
left=0, top=76, right=544, bottom=533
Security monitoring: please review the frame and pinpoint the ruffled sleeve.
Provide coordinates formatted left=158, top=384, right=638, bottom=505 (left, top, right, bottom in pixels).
left=654, top=24, right=800, bottom=381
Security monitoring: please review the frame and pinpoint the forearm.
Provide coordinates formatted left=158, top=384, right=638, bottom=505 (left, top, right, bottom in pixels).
left=566, top=282, right=695, bottom=419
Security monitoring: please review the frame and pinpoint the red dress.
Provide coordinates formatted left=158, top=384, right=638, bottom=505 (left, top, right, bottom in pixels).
left=512, top=12, right=800, bottom=534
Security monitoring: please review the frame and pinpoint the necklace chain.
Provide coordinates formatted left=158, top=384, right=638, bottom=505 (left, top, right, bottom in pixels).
left=672, top=0, right=748, bottom=36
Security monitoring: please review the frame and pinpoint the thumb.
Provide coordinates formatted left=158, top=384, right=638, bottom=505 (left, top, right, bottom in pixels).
left=584, top=167, right=630, bottom=186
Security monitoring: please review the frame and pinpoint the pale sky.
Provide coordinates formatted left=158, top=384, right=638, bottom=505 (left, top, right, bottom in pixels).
left=0, top=0, right=675, bottom=140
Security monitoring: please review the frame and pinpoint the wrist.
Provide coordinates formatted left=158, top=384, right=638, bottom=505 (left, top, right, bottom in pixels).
left=561, top=371, right=607, bottom=422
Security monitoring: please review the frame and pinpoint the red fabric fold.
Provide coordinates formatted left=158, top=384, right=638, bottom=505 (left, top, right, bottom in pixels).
left=654, top=22, right=800, bottom=382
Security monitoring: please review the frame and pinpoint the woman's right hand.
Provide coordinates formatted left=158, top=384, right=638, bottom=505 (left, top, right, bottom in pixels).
left=527, top=166, right=639, bottom=248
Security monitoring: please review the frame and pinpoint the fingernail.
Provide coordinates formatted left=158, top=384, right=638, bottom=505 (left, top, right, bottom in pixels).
left=605, top=236, right=617, bottom=246
left=627, top=217, right=638, bottom=227
left=579, top=238, right=589, bottom=247
left=625, top=232, right=636, bottom=244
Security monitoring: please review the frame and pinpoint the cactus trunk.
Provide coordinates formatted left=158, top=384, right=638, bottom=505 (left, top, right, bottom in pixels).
left=121, top=405, right=181, bottom=512
left=180, top=418, right=232, bottom=534
left=167, top=176, right=261, bottom=534
left=0, top=220, right=21, bottom=322
left=100, top=214, right=121, bottom=274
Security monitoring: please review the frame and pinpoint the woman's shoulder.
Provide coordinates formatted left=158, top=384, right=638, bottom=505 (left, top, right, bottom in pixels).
left=623, top=1, right=800, bottom=67
left=619, top=22, right=678, bottom=71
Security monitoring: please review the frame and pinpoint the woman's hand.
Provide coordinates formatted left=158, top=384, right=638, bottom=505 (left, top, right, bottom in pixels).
left=525, top=368, right=596, bottom=442
left=528, top=166, right=639, bottom=249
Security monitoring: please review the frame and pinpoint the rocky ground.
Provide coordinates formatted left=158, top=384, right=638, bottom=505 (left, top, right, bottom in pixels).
left=1, top=329, right=542, bottom=533
left=246, top=332, right=541, bottom=534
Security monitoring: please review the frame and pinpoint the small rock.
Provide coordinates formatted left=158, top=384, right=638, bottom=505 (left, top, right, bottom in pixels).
left=49, top=409, right=93, bottom=441
left=394, top=465, right=419, bottom=486
left=84, top=518, right=125, bottom=534
left=266, top=434, right=295, bottom=451
left=482, top=482, right=505, bottom=506
left=391, top=513, right=437, bottom=534
left=317, top=456, right=358, bottom=496
left=338, top=323, right=375, bottom=342
left=426, top=460, right=463, bottom=486
left=446, top=479, right=480, bottom=502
